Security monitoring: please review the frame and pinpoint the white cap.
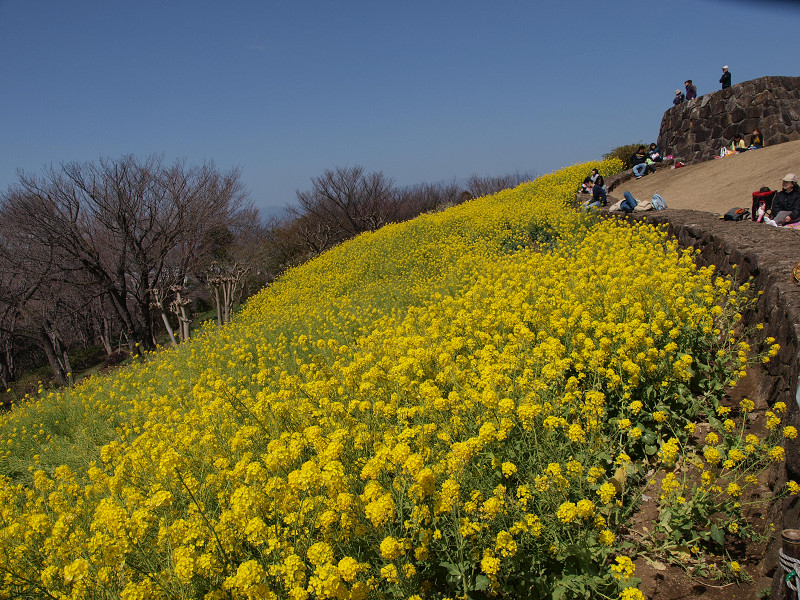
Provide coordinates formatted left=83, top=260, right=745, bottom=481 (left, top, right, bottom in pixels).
left=723, top=65, right=729, bottom=69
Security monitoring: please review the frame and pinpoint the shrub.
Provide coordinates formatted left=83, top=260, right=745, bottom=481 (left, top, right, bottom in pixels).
left=603, top=143, right=644, bottom=170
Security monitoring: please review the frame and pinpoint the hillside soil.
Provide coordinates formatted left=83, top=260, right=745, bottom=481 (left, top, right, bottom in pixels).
left=611, top=139, right=800, bottom=216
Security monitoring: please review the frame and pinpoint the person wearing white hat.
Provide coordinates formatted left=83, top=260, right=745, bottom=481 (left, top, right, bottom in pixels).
left=720, top=65, right=732, bottom=89
left=767, top=174, right=800, bottom=225
left=673, top=89, right=685, bottom=105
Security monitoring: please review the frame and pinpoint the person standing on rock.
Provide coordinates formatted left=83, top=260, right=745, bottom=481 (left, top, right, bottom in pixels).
left=685, top=80, right=697, bottom=100
left=673, top=89, right=685, bottom=105
left=720, top=65, right=732, bottom=89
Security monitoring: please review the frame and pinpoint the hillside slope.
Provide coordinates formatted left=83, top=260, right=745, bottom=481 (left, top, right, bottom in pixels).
left=612, top=139, right=800, bottom=215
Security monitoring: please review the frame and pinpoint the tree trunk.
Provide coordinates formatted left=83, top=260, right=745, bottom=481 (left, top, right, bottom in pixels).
left=160, top=312, right=178, bottom=347
left=38, top=326, right=67, bottom=386
left=214, top=286, right=223, bottom=327
left=100, top=316, right=113, bottom=356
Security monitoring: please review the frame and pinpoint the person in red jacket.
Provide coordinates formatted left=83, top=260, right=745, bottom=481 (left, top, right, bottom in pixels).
left=752, top=187, right=776, bottom=222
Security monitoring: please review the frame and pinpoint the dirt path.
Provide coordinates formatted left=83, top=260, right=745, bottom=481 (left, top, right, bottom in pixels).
left=611, top=139, right=800, bottom=215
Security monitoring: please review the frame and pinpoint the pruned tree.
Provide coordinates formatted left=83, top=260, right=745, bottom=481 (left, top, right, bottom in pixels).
left=207, top=262, right=249, bottom=326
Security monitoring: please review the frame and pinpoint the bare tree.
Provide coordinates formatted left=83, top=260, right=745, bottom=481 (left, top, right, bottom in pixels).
left=394, top=180, right=464, bottom=219
left=290, top=165, right=397, bottom=250
left=1, top=155, right=254, bottom=355
left=465, top=170, right=537, bottom=199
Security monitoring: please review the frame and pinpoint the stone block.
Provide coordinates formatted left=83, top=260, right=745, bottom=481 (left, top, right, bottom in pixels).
left=743, top=118, right=760, bottom=133
left=658, top=76, right=800, bottom=163
left=730, top=106, right=747, bottom=123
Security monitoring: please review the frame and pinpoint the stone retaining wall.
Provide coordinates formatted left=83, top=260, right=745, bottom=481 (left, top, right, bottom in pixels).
left=630, top=209, right=800, bottom=598
left=658, top=76, right=800, bottom=165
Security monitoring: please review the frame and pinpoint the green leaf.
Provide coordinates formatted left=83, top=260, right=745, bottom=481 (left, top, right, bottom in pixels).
left=710, top=524, right=725, bottom=546
left=440, top=562, right=461, bottom=577
left=473, top=575, right=490, bottom=591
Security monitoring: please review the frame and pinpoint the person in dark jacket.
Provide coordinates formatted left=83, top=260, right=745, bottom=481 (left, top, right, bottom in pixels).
left=750, top=129, right=764, bottom=149
left=673, top=89, right=685, bottom=105
left=631, top=146, right=649, bottom=178
left=580, top=179, right=607, bottom=210
left=720, top=65, right=732, bottom=89
left=770, top=174, right=800, bottom=225
left=685, top=80, right=697, bottom=100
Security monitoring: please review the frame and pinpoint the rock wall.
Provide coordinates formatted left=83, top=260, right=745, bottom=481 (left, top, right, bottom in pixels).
left=631, top=209, right=800, bottom=598
left=657, top=76, right=800, bottom=164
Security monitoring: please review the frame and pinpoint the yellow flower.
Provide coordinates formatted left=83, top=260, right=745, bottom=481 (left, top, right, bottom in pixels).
left=482, top=550, right=501, bottom=577
left=501, top=461, right=518, bottom=477
left=576, top=499, right=595, bottom=518
left=380, top=536, right=403, bottom=560
left=770, top=446, right=786, bottom=462
left=598, top=529, right=615, bottom=545
left=597, top=482, right=617, bottom=504
left=557, top=501, right=578, bottom=523
left=611, top=556, right=635, bottom=580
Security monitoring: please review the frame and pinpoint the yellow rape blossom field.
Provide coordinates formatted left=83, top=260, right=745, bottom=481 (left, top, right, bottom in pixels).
left=0, top=160, right=794, bottom=600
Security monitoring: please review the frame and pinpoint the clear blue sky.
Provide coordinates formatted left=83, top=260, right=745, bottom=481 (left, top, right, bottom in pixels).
left=2, top=0, right=798, bottom=217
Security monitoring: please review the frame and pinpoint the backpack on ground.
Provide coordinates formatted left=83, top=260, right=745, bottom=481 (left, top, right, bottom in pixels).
left=651, top=193, right=667, bottom=210
left=723, top=207, right=750, bottom=221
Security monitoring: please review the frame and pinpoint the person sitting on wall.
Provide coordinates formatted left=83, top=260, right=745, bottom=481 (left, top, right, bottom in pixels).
left=673, top=89, right=685, bottom=105
left=750, top=128, right=764, bottom=149
left=648, top=143, right=663, bottom=162
left=685, top=79, right=697, bottom=100
left=594, top=174, right=607, bottom=194
left=752, top=186, right=776, bottom=222
left=631, top=146, right=649, bottom=179
left=764, top=174, right=800, bottom=226
left=581, top=178, right=607, bottom=210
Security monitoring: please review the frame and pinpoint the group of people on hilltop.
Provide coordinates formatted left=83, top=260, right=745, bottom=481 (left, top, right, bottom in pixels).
left=631, top=143, right=663, bottom=179
left=719, top=128, right=764, bottom=157
left=752, top=174, right=800, bottom=227
left=673, top=66, right=732, bottom=104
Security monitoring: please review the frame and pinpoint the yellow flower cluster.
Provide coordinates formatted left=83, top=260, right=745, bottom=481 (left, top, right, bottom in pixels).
left=0, top=157, right=775, bottom=599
